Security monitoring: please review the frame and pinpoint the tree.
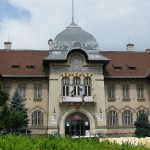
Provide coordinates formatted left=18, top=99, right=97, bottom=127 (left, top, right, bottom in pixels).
left=0, top=82, right=9, bottom=130
left=0, top=86, right=30, bottom=134
left=3, top=110, right=24, bottom=130
left=9, top=89, right=29, bottom=128
left=0, top=105, right=9, bottom=129
left=0, top=82, right=9, bottom=107
left=134, top=113, right=149, bottom=137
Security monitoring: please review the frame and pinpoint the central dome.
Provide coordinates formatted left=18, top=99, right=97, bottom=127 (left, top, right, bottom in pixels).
left=52, top=23, right=99, bottom=51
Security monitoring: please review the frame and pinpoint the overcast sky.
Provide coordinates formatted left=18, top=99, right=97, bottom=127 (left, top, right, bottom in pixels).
left=0, top=0, right=150, bottom=51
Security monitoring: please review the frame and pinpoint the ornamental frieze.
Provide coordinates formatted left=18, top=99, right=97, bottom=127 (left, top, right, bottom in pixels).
left=50, top=66, right=102, bottom=74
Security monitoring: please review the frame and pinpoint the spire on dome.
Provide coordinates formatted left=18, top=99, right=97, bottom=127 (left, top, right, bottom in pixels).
left=69, top=0, right=78, bottom=27
left=72, top=0, right=74, bottom=24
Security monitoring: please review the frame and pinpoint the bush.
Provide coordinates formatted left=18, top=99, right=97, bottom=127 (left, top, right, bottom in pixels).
left=0, top=135, right=149, bottom=150
left=135, top=113, right=149, bottom=138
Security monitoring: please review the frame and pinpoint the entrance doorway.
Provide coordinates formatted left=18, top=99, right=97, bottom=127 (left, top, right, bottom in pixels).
left=65, top=112, right=90, bottom=136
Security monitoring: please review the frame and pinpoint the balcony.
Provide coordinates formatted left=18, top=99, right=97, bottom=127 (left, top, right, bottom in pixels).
left=59, top=96, right=96, bottom=105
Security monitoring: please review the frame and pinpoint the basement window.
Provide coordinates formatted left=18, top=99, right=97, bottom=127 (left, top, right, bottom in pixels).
left=26, top=65, right=35, bottom=69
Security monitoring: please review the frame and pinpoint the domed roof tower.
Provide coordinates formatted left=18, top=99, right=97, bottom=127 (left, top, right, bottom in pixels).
left=52, top=22, right=99, bottom=51
left=52, top=0, right=99, bottom=51
left=44, top=0, right=109, bottom=63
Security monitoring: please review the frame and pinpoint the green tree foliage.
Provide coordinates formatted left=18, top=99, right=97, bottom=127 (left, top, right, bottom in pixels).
left=0, top=82, right=9, bottom=106
left=0, top=82, right=9, bottom=130
left=3, top=110, right=24, bottom=131
left=9, top=89, right=29, bottom=128
left=0, top=105, right=9, bottom=129
left=134, top=113, right=149, bottom=137
left=0, top=88, right=30, bottom=134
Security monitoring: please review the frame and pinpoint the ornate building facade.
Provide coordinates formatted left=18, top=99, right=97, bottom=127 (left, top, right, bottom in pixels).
left=0, top=20, right=150, bottom=136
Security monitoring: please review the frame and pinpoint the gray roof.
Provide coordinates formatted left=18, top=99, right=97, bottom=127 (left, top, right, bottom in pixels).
left=44, top=22, right=109, bottom=63
left=44, top=49, right=110, bottom=62
left=52, top=23, right=100, bottom=51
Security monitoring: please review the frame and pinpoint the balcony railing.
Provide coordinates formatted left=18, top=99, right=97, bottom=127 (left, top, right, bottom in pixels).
left=59, top=96, right=95, bottom=104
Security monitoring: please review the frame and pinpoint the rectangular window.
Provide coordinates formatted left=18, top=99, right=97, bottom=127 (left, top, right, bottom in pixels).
left=3, top=83, right=11, bottom=94
left=34, top=83, right=42, bottom=99
left=84, top=86, right=91, bottom=96
left=87, top=86, right=91, bottom=96
left=84, top=86, right=87, bottom=96
left=62, top=85, right=69, bottom=96
left=122, top=84, right=130, bottom=99
left=107, top=84, right=115, bottom=99
left=137, top=84, right=144, bottom=99
left=18, top=83, right=26, bottom=99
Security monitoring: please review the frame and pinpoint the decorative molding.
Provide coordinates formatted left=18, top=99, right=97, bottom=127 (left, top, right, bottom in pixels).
left=122, top=98, right=131, bottom=101
left=107, top=98, right=116, bottom=102
left=50, top=66, right=102, bottom=74
left=49, top=79, right=58, bottom=81
left=137, top=98, right=145, bottom=101
left=106, top=106, right=119, bottom=113
left=33, top=98, right=42, bottom=102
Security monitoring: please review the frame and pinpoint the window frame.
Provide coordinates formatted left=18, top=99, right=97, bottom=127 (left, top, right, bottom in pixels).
left=18, top=83, right=26, bottom=99
left=3, top=82, right=11, bottom=94
left=34, top=83, right=42, bottom=99
left=62, top=77, right=70, bottom=96
left=32, top=110, right=43, bottom=127
left=107, top=84, right=115, bottom=100
left=107, top=110, right=118, bottom=126
left=73, top=77, right=81, bottom=96
left=84, top=77, right=92, bottom=96
left=137, top=110, right=146, bottom=118
left=137, top=84, right=144, bottom=99
left=122, top=84, right=130, bottom=100
left=122, top=110, right=133, bottom=126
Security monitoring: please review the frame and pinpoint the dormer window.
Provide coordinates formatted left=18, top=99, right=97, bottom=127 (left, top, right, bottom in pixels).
left=11, top=64, right=20, bottom=69
left=127, top=65, right=136, bottom=70
left=26, top=64, right=35, bottom=69
left=113, top=64, right=122, bottom=71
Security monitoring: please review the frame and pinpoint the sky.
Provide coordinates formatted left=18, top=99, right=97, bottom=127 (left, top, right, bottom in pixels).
left=0, top=0, right=150, bottom=51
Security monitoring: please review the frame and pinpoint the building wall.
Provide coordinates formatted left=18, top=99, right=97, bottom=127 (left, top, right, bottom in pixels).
left=1, top=60, right=150, bottom=136
left=105, top=79, right=150, bottom=135
left=47, top=51, right=107, bottom=135
left=2, top=78, right=49, bottom=135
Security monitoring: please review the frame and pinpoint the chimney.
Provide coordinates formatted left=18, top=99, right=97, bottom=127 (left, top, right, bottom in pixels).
left=48, top=39, right=53, bottom=50
left=4, top=41, right=12, bottom=50
left=145, top=49, right=150, bottom=52
left=126, top=43, right=134, bottom=51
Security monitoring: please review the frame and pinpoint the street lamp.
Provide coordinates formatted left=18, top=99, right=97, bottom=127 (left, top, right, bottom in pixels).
left=53, top=108, right=56, bottom=115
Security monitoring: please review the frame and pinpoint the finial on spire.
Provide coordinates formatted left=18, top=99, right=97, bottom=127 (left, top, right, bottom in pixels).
left=68, top=0, right=79, bottom=27
left=72, top=0, right=74, bottom=24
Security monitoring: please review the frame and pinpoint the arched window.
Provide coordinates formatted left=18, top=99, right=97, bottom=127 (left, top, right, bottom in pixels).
left=32, top=110, right=43, bottom=126
left=62, top=77, right=70, bottom=96
left=73, top=77, right=81, bottom=96
left=107, top=110, right=118, bottom=126
left=84, top=77, right=91, bottom=96
left=122, top=110, right=132, bottom=126
left=137, top=110, right=146, bottom=118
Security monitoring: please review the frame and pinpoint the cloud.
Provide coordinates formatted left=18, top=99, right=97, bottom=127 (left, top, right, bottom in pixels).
left=0, top=0, right=150, bottom=51
left=0, top=0, right=30, bottom=23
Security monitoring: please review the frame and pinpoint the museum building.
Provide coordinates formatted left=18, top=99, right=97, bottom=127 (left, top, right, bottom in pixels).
left=0, top=17, right=150, bottom=136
